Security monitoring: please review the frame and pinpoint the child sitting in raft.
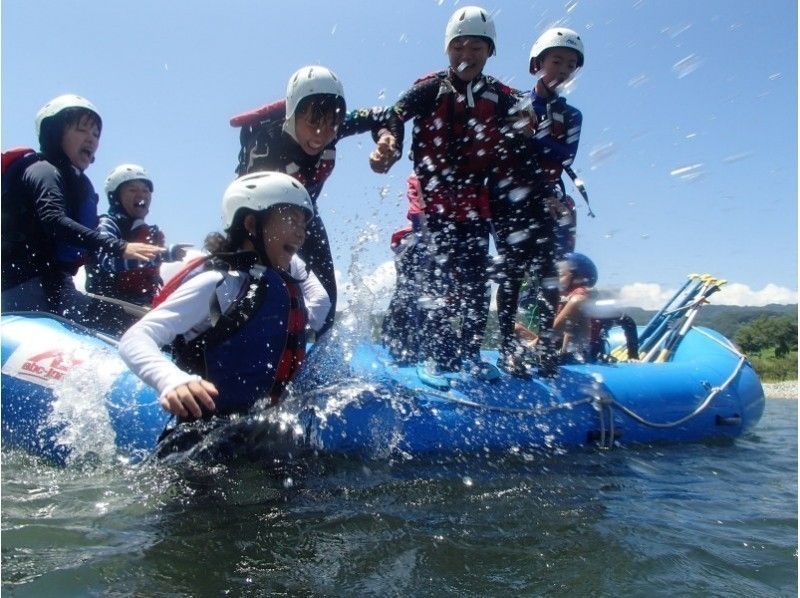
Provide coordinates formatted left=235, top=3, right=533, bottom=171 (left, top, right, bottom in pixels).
left=231, top=65, right=401, bottom=336
left=85, top=164, right=189, bottom=308
left=119, top=172, right=330, bottom=422
left=1, top=94, right=164, bottom=330
left=516, top=253, right=638, bottom=364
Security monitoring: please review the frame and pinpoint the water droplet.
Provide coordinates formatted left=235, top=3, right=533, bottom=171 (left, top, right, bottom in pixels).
left=508, top=186, right=530, bottom=202
left=628, top=74, right=648, bottom=88
left=672, top=54, right=703, bottom=79
left=669, top=163, right=705, bottom=182
left=462, top=476, right=473, bottom=487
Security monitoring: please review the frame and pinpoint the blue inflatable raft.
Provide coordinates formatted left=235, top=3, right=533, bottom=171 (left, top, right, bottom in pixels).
left=1, top=312, right=765, bottom=465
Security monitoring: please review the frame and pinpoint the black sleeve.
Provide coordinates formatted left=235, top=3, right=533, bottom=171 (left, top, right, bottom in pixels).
left=24, top=162, right=126, bottom=256
left=337, top=106, right=404, bottom=147
left=393, top=77, right=441, bottom=123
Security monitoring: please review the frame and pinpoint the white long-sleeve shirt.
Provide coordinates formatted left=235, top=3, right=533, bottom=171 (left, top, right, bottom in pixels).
left=119, top=256, right=329, bottom=400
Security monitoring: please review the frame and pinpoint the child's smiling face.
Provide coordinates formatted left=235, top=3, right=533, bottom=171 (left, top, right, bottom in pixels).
left=118, top=180, right=153, bottom=219
left=294, top=105, right=339, bottom=156
left=261, top=205, right=308, bottom=270
left=447, top=36, right=492, bottom=82
left=534, top=47, right=580, bottom=90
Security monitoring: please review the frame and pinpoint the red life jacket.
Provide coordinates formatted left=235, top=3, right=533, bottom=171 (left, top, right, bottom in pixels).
left=2, top=147, right=37, bottom=174
left=412, top=72, right=511, bottom=221
left=285, top=148, right=336, bottom=197
left=112, top=223, right=165, bottom=300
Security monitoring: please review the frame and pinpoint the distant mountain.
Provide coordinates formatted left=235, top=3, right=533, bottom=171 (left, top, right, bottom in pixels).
left=368, top=304, right=797, bottom=347
left=619, top=304, right=797, bottom=340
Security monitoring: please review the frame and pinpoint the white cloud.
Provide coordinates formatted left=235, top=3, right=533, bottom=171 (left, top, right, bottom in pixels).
left=340, top=263, right=798, bottom=311
left=617, top=283, right=672, bottom=310
left=617, top=281, right=798, bottom=309
left=714, top=282, right=799, bottom=307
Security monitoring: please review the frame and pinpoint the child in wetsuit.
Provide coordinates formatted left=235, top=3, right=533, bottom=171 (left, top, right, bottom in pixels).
left=378, top=6, right=544, bottom=388
left=119, top=172, right=330, bottom=421
left=1, top=94, right=163, bottom=332
left=231, top=65, right=401, bottom=336
left=491, top=27, right=587, bottom=377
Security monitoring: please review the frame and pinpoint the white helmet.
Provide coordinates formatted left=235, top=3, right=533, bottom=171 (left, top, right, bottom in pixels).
left=285, top=65, right=345, bottom=121
left=283, top=65, right=345, bottom=144
left=222, top=172, right=313, bottom=230
left=530, top=27, right=585, bottom=69
left=444, top=6, right=497, bottom=55
left=104, top=164, right=153, bottom=200
left=35, top=94, right=100, bottom=140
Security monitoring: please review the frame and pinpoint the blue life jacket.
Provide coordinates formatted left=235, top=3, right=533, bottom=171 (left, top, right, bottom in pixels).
left=175, top=263, right=307, bottom=416
left=55, top=182, right=99, bottom=267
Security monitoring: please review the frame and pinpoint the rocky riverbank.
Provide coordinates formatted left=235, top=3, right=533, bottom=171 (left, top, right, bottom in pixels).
left=763, top=381, right=798, bottom=399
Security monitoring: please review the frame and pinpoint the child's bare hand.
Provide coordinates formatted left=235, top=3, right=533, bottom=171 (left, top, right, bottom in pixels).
left=159, top=379, right=218, bottom=419
left=124, top=242, right=165, bottom=261
left=369, top=132, right=399, bottom=173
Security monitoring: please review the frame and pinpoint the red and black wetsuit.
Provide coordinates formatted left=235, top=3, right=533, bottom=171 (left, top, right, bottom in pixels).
left=388, top=69, right=539, bottom=367
left=231, top=100, right=400, bottom=336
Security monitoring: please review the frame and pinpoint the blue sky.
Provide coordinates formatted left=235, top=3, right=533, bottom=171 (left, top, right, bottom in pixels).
left=2, top=0, right=797, bottom=308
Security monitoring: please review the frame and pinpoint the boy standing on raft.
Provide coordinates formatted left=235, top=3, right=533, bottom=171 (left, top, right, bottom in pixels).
left=528, top=27, right=585, bottom=259
left=378, top=6, right=548, bottom=388
left=491, top=27, right=587, bottom=377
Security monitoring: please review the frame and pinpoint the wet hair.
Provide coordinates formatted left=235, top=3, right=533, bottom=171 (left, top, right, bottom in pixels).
left=205, top=209, right=255, bottom=254
left=203, top=231, right=228, bottom=254
left=39, top=107, right=102, bottom=159
left=295, top=93, right=346, bottom=128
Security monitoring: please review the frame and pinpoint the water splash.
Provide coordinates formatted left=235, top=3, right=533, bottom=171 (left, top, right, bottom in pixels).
left=44, top=347, right=126, bottom=465
left=672, top=54, right=703, bottom=79
left=589, top=142, right=616, bottom=168
left=670, top=162, right=706, bottom=182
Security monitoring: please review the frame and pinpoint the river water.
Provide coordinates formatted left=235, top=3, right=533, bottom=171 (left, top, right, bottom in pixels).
left=2, top=387, right=796, bottom=596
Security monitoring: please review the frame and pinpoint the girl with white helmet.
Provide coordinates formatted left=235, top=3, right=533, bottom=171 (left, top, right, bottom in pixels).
left=84, top=164, right=190, bottom=309
left=119, top=172, right=330, bottom=425
left=375, top=6, right=545, bottom=388
left=230, top=65, right=402, bottom=336
left=1, top=94, right=163, bottom=331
